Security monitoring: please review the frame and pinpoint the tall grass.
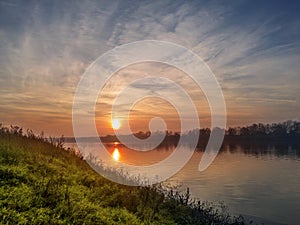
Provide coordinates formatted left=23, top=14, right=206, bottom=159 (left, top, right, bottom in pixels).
left=0, top=124, right=250, bottom=225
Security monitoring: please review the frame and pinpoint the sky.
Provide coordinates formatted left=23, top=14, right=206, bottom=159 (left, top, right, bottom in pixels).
left=0, top=0, right=300, bottom=136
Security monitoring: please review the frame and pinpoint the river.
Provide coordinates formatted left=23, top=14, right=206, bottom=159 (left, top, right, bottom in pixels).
left=65, top=141, right=300, bottom=225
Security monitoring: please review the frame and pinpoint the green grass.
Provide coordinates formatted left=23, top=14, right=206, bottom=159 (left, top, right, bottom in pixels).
left=0, top=126, right=248, bottom=225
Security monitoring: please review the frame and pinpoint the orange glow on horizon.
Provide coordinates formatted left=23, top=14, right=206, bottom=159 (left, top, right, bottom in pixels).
left=94, top=63, right=212, bottom=136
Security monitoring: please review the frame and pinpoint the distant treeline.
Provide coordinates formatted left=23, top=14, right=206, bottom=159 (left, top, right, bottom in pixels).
left=3, top=121, right=299, bottom=144
left=93, top=120, right=300, bottom=144
left=225, top=120, right=300, bottom=137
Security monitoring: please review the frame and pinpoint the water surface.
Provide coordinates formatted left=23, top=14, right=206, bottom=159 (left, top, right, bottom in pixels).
left=66, top=142, right=300, bottom=225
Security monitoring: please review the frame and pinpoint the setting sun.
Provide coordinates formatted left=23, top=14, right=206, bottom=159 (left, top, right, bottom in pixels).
left=111, top=118, right=121, bottom=130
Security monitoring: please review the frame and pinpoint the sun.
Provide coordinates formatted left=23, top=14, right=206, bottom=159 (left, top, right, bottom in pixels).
left=111, top=118, right=121, bottom=130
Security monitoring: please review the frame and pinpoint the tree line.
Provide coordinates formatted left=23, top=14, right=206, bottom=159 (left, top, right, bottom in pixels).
left=129, top=120, right=300, bottom=139
left=127, top=120, right=300, bottom=146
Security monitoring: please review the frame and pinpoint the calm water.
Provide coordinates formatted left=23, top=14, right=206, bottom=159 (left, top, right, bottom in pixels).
left=66, top=142, right=300, bottom=225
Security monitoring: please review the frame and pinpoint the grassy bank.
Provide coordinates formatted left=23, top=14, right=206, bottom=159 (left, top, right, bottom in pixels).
left=0, top=126, right=248, bottom=225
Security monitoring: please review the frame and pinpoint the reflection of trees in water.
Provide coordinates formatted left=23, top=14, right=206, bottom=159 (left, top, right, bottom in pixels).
left=73, top=121, right=300, bottom=158
left=163, top=121, right=300, bottom=158
left=215, top=142, right=300, bottom=158
left=113, top=139, right=300, bottom=159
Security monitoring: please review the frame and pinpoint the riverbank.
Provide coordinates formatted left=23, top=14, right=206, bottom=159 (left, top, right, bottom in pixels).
left=0, top=126, right=249, bottom=224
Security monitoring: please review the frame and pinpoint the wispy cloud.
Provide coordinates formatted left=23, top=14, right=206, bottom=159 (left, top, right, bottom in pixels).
left=0, top=0, right=299, bottom=135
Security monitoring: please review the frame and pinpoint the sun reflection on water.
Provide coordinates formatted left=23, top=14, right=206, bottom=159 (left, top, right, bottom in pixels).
left=112, top=148, right=120, bottom=161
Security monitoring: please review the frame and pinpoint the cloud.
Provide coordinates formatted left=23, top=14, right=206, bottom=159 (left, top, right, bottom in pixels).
left=0, top=0, right=299, bottom=135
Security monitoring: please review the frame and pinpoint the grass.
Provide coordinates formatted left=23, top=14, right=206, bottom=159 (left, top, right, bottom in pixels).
left=0, top=125, right=248, bottom=225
